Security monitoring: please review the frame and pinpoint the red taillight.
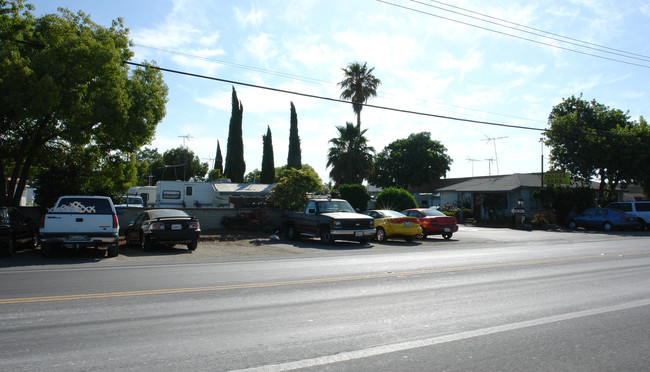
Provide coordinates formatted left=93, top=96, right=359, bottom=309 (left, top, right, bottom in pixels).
left=40, top=214, right=45, bottom=228
left=150, top=222, right=165, bottom=230
left=189, top=221, right=200, bottom=230
left=112, top=214, right=119, bottom=228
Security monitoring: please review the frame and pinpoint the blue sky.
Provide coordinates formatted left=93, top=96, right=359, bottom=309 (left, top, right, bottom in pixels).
left=29, top=0, right=650, bottom=183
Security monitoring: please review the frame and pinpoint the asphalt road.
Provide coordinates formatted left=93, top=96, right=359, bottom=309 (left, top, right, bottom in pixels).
left=1, top=227, right=649, bottom=371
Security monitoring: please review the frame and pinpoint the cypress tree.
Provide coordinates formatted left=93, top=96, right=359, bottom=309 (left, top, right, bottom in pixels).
left=287, top=101, right=302, bottom=169
left=260, top=126, right=275, bottom=184
left=224, top=86, right=245, bottom=182
left=214, top=140, right=223, bottom=175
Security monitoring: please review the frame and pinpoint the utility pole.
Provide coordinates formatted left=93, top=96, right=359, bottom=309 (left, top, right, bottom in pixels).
left=539, top=138, right=544, bottom=187
left=178, top=134, right=192, bottom=181
left=485, top=158, right=495, bottom=177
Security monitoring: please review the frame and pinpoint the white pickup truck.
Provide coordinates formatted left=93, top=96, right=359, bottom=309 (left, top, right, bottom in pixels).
left=39, top=196, right=120, bottom=257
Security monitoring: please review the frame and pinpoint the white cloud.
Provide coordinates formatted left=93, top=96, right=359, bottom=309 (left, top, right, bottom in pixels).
left=234, top=5, right=264, bottom=26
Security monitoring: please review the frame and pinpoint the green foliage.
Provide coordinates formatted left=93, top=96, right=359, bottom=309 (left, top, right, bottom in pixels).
left=221, top=209, right=278, bottom=233
left=152, top=147, right=208, bottom=182
left=337, top=184, right=371, bottom=212
left=371, top=132, right=452, bottom=189
left=244, top=169, right=261, bottom=183
left=274, top=164, right=321, bottom=184
left=338, top=61, right=381, bottom=128
left=269, top=168, right=322, bottom=211
left=34, top=146, right=137, bottom=208
left=206, top=169, right=222, bottom=182
left=214, top=140, right=224, bottom=174
left=545, top=95, right=648, bottom=202
left=287, top=101, right=302, bottom=169
left=0, top=3, right=168, bottom=206
left=327, top=122, right=374, bottom=186
left=531, top=213, right=554, bottom=228
left=260, top=126, right=275, bottom=184
left=375, top=187, right=417, bottom=211
left=533, top=186, right=594, bottom=226
left=224, top=86, right=245, bottom=182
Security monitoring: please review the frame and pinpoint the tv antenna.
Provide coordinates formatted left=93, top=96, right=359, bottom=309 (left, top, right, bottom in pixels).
left=179, top=133, right=192, bottom=148
left=484, top=136, right=508, bottom=175
left=466, top=157, right=482, bottom=177
left=485, top=157, right=495, bottom=177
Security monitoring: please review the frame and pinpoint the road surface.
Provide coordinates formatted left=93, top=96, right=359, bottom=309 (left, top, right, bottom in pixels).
left=1, top=227, right=649, bottom=371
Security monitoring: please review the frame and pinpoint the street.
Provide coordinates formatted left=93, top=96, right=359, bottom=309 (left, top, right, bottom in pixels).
left=1, top=227, right=649, bottom=371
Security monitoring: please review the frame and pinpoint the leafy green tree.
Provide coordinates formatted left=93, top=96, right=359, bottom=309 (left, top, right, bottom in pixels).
left=269, top=168, right=322, bottom=211
left=244, top=169, right=260, bottom=183
left=34, top=145, right=137, bottom=208
left=375, top=187, right=417, bottom=211
left=158, top=147, right=208, bottom=182
left=338, top=62, right=381, bottom=128
left=214, top=140, right=223, bottom=174
left=287, top=101, right=302, bottom=169
left=206, top=169, right=222, bottom=182
left=261, top=126, right=275, bottom=184
left=545, top=95, right=637, bottom=202
left=224, top=86, right=245, bottom=182
left=327, top=122, right=375, bottom=186
left=275, top=164, right=322, bottom=184
left=627, top=117, right=650, bottom=197
left=337, top=184, right=370, bottom=212
left=135, top=147, right=162, bottom=186
left=371, top=132, right=452, bottom=189
left=0, top=2, right=168, bottom=207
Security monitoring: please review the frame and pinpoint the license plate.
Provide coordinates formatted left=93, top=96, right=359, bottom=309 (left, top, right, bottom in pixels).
left=69, top=235, right=88, bottom=241
left=405, top=222, right=412, bottom=226
left=444, top=228, right=450, bottom=232
left=354, top=231, right=363, bottom=237
left=172, top=224, right=182, bottom=230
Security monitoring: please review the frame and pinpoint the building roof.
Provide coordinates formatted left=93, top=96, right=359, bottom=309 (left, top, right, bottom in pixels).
left=212, top=183, right=275, bottom=194
left=436, top=173, right=543, bottom=193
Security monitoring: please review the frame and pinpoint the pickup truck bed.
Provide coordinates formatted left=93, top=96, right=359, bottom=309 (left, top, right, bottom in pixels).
left=39, top=196, right=120, bottom=257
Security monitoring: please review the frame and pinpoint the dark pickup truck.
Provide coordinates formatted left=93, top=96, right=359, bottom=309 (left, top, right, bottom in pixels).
left=282, top=198, right=375, bottom=244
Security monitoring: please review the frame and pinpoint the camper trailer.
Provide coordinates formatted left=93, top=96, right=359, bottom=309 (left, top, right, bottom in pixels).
left=155, top=181, right=221, bottom=208
left=128, top=186, right=157, bottom=207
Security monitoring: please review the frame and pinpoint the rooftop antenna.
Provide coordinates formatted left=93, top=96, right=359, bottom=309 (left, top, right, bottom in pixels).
left=485, top=157, right=495, bottom=177
left=466, top=157, right=482, bottom=177
left=484, top=135, right=508, bottom=175
left=178, top=134, right=192, bottom=180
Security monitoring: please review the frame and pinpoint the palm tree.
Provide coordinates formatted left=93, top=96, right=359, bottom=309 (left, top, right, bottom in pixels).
left=338, top=62, right=381, bottom=128
left=327, top=122, right=375, bottom=186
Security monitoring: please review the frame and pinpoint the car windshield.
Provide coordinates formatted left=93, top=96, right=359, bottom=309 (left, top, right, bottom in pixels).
left=317, top=201, right=355, bottom=213
left=421, top=209, right=446, bottom=217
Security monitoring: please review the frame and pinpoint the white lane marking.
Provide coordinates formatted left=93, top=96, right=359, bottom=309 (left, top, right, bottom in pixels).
left=233, top=298, right=650, bottom=372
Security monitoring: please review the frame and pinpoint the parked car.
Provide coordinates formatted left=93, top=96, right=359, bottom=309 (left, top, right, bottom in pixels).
left=402, top=208, right=458, bottom=239
left=607, top=201, right=650, bottom=228
left=115, top=195, right=145, bottom=208
left=0, top=207, right=39, bottom=257
left=363, top=210, right=422, bottom=242
left=567, top=207, right=640, bottom=231
left=125, top=209, right=201, bottom=251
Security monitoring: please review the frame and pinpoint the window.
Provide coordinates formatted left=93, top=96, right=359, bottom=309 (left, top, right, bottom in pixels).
left=634, top=202, right=650, bottom=212
left=186, top=186, right=193, bottom=196
left=162, top=190, right=181, bottom=200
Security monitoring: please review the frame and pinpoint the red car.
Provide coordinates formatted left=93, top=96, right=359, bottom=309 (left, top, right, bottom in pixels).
left=402, top=208, right=458, bottom=239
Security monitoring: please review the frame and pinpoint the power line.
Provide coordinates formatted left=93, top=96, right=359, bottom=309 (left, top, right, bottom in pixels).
left=377, top=0, right=650, bottom=69
left=134, top=44, right=546, bottom=126
left=425, top=0, right=650, bottom=61
left=123, top=60, right=546, bottom=132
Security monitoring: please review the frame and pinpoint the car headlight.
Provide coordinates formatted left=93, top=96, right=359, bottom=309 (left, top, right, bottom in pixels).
left=331, top=220, right=342, bottom=229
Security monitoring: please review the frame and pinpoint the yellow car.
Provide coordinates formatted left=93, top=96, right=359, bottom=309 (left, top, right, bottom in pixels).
left=364, top=210, right=422, bottom=242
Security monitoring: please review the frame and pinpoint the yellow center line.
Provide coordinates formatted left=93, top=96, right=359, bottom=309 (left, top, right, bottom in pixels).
left=2, top=251, right=649, bottom=304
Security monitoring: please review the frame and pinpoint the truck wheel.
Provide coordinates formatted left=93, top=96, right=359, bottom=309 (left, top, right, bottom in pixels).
left=41, top=243, right=54, bottom=258
left=1, top=238, right=14, bottom=257
left=376, top=227, right=387, bottom=242
left=187, top=240, right=197, bottom=251
left=320, top=228, right=334, bottom=245
left=141, top=235, right=152, bottom=252
left=107, top=242, right=119, bottom=257
left=442, top=233, right=453, bottom=240
left=286, top=225, right=299, bottom=241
